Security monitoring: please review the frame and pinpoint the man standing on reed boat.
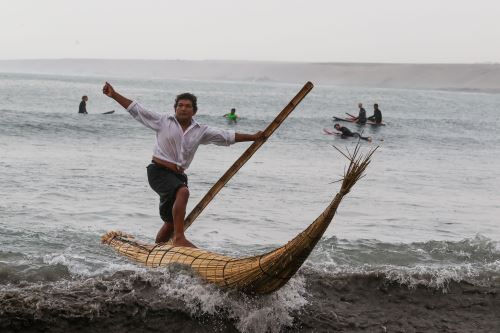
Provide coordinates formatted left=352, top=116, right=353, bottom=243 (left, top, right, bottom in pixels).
left=102, top=82, right=263, bottom=248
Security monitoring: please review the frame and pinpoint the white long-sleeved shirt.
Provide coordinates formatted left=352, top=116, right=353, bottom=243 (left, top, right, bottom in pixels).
left=127, top=101, right=235, bottom=171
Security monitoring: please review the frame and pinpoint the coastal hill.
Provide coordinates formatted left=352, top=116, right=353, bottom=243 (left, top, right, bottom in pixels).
left=1, top=59, right=500, bottom=93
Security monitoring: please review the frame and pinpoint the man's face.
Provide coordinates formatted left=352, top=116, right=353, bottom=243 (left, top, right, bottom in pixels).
left=175, top=99, right=195, bottom=122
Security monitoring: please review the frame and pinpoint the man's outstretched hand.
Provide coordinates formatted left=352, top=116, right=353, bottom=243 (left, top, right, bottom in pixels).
left=235, top=131, right=267, bottom=143
left=102, top=82, right=115, bottom=98
left=101, top=82, right=133, bottom=109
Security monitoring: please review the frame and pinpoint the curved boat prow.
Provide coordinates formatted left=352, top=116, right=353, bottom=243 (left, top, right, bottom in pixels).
left=102, top=145, right=376, bottom=294
left=223, top=145, right=376, bottom=293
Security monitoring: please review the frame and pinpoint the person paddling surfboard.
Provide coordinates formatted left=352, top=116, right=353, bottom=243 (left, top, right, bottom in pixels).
left=331, top=123, right=372, bottom=142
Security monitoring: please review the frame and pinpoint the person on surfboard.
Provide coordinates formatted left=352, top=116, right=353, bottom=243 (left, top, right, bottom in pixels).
left=223, top=108, right=239, bottom=123
left=368, top=103, right=382, bottom=124
left=333, top=123, right=372, bottom=142
left=351, top=103, right=367, bottom=124
left=79, top=96, right=88, bottom=114
left=102, top=82, right=264, bottom=248
left=347, top=103, right=367, bottom=124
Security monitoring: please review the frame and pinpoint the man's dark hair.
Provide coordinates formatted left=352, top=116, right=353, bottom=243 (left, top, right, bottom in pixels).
left=175, top=92, right=198, bottom=113
left=374, top=103, right=378, bottom=107
left=82, top=95, right=87, bottom=100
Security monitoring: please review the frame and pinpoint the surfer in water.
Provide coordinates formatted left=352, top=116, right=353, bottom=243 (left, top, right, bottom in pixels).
left=333, top=123, right=372, bottom=142
left=368, top=103, right=383, bottom=124
left=223, top=108, right=239, bottom=123
left=79, top=96, right=88, bottom=114
left=102, top=82, right=264, bottom=248
left=349, top=103, right=367, bottom=124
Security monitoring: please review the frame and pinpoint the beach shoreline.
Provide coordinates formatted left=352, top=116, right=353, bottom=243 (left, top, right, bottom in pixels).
left=1, top=272, right=498, bottom=333
left=1, top=59, right=500, bottom=94
left=298, top=273, right=499, bottom=332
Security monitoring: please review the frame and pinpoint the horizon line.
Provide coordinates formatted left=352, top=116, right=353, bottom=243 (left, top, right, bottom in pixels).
left=0, top=58, right=499, bottom=66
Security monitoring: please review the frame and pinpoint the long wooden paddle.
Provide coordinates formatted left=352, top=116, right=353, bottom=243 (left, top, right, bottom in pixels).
left=184, top=81, right=314, bottom=230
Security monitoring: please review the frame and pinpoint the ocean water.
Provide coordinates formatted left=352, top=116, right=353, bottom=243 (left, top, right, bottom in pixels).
left=1, top=72, right=499, bottom=332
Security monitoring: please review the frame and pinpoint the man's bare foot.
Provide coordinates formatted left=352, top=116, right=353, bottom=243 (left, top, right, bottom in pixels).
left=156, top=222, right=174, bottom=243
left=172, top=235, right=197, bottom=248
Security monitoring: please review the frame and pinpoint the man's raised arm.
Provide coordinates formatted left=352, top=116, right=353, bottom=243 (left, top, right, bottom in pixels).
left=235, top=131, right=265, bottom=142
left=103, top=82, right=133, bottom=109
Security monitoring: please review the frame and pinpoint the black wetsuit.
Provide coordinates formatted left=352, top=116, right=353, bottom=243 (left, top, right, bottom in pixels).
left=368, top=109, right=382, bottom=123
left=79, top=101, right=88, bottom=114
left=337, top=126, right=370, bottom=141
left=357, top=107, right=367, bottom=124
left=338, top=126, right=354, bottom=136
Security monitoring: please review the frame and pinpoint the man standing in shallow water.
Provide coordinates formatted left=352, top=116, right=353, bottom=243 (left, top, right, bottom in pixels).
left=102, top=82, right=264, bottom=248
left=79, top=96, right=88, bottom=114
left=223, top=108, right=239, bottom=123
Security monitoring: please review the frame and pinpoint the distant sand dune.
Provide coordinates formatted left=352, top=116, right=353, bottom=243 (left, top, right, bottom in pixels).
left=1, top=59, right=500, bottom=93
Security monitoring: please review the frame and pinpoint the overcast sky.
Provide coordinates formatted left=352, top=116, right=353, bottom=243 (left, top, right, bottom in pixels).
left=1, top=0, right=499, bottom=63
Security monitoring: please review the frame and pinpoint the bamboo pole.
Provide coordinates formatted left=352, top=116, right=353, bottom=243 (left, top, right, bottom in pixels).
left=183, top=81, right=314, bottom=230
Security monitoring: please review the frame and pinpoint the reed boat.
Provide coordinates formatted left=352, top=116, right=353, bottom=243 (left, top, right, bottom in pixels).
left=102, top=145, right=375, bottom=294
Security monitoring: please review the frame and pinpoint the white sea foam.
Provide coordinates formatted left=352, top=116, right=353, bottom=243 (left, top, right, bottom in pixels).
left=157, top=270, right=308, bottom=333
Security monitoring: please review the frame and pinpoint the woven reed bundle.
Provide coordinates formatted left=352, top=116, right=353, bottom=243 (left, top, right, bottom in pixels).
left=102, top=144, right=376, bottom=294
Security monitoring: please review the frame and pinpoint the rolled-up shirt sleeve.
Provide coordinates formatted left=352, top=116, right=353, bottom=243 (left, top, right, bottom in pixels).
left=127, top=101, right=163, bottom=131
left=201, top=127, right=236, bottom=146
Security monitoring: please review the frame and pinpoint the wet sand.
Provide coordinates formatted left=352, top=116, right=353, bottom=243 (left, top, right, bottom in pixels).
left=297, top=273, right=499, bottom=332
left=1, top=272, right=498, bottom=333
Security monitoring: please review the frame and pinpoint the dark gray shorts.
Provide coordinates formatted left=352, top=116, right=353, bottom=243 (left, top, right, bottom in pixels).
left=146, top=162, right=188, bottom=223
